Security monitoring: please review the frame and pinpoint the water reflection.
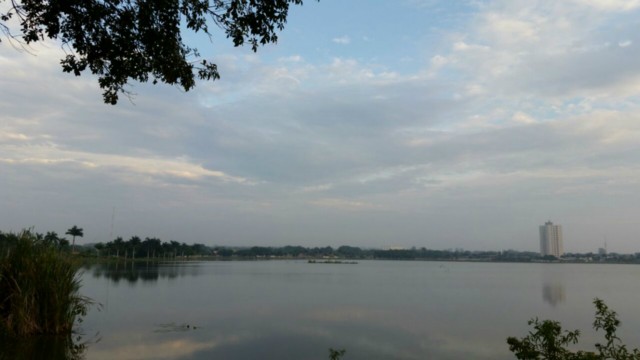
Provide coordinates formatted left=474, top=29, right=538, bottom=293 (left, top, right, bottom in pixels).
left=79, top=261, right=516, bottom=360
left=75, top=261, right=640, bottom=360
left=82, top=260, right=204, bottom=284
left=84, top=316, right=498, bottom=360
left=0, top=334, right=87, bottom=360
left=541, top=268, right=566, bottom=306
left=542, top=282, right=566, bottom=306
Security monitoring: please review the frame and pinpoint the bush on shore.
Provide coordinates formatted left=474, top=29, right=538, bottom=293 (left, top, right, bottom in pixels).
left=507, top=298, right=640, bottom=359
left=0, top=231, right=91, bottom=336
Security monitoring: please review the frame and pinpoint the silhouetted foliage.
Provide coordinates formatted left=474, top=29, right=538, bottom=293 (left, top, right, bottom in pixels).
left=1, top=0, right=314, bottom=104
left=507, top=299, right=640, bottom=359
left=96, top=235, right=212, bottom=259
left=328, top=348, right=346, bottom=360
left=0, top=230, right=91, bottom=336
left=65, top=225, right=83, bottom=252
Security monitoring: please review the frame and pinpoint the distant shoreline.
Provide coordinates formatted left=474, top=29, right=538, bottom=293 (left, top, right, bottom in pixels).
left=80, top=255, right=640, bottom=266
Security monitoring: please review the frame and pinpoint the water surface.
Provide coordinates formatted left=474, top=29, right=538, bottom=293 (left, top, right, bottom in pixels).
left=71, top=260, right=640, bottom=359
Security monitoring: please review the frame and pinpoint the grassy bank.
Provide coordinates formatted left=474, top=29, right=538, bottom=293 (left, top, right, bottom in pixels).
left=0, top=231, right=91, bottom=336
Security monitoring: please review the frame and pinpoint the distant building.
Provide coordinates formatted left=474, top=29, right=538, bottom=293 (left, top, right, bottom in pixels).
left=540, top=221, right=563, bottom=257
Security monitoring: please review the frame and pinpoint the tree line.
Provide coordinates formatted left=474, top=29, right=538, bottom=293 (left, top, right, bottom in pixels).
left=81, top=239, right=512, bottom=261
left=0, top=226, right=83, bottom=253
left=94, top=237, right=209, bottom=260
left=6, top=228, right=640, bottom=263
left=224, top=246, right=528, bottom=261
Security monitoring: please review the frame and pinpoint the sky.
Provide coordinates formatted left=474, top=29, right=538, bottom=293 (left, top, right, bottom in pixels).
left=1, top=0, right=640, bottom=252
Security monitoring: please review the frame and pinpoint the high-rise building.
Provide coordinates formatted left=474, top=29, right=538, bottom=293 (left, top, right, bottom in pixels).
left=539, top=221, right=563, bottom=257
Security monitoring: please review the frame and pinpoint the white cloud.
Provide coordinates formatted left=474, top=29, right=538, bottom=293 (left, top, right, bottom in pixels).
left=299, top=183, right=334, bottom=193
left=452, top=41, right=490, bottom=52
left=572, top=0, right=640, bottom=11
left=309, top=198, right=381, bottom=211
left=430, top=54, right=449, bottom=68
left=618, top=40, right=632, bottom=47
left=332, top=35, right=351, bottom=45
left=511, top=112, right=537, bottom=125
left=2, top=1, right=640, bottom=251
left=427, top=0, right=640, bottom=108
left=0, top=132, right=31, bottom=141
left=0, top=144, right=254, bottom=186
left=278, top=55, right=304, bottom=63
left=484, top=12, right=544, bottom=45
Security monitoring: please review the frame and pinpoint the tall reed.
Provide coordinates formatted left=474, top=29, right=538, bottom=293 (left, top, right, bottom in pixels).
left=0, top=231, right=91, bottom=336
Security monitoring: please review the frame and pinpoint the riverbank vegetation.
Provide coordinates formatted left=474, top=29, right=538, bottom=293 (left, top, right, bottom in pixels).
left=508, top=299, right=640, bottom=359
left=5, top=228, right=640, bottom=264
left=94, top=236, right=210, bottom=260
left=85, top=236, right=640, bottom=264
left=0, top=231, right=91, bottom=336
left=225, top=246, right=640, bottom=264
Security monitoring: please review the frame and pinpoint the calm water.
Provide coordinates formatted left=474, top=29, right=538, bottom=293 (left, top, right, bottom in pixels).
left=32, top=261, right=640, bottom=359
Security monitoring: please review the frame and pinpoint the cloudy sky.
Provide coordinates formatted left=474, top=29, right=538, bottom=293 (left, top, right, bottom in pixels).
left=2, top=0, right=640, bottom=252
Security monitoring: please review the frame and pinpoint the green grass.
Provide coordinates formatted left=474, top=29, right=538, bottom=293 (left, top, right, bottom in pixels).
left=0, top=231, right=91, bottom=336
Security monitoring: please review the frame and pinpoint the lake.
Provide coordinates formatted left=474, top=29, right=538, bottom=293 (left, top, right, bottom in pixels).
left=22, top=260, right=640, bottom=359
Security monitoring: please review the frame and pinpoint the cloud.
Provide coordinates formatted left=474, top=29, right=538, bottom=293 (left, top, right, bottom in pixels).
left=298, top=183, right=334, bottom=193
left=618, top=40, right=632, bottom=47
left=332, top=35, right=351, bottom=45
left=0, top=145, right=253, bottom=185
left=572, top=0, right=640, bottom=12
left=309, top=198, right=381, bottom=211
left=434, top=1, right=640, bottom=103
left=2, top=1, right=640, bottom=251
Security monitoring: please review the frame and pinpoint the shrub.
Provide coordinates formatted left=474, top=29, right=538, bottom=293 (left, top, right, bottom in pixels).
left=507, top=298, right=640, bottom=359
left=0, top=231, right=91, bottom=336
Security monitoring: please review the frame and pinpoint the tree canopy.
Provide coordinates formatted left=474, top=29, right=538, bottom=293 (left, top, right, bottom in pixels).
left=1, top=0, right=311, bottom=104
left=65, top=225, right=83, bottom=239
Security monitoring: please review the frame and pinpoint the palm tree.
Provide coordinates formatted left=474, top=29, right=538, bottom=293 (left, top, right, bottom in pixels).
left=66, top=225, right=84, bottom=253
left=113, top=237, right=124, bottom=258
left=44, top=231, right=61, bottom=247
left=128, top=236, right=141, bottom=260
left=94, top=242, right=105, bottom=257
